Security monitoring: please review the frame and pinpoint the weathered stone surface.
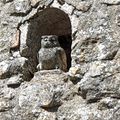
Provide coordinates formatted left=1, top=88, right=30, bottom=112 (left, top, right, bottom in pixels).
left=10, top=30, right=20, bottom=50
left=115, top=49, right=120, bottom=60
left=68, top=65, right=82, bottom=83
left=70, top=14, right=79, bottom=34
left=2, top=87, right=16, bottom=100
left=75, top=2, right=91, bottom=12
left=0, top=60, right=10, bottom=79
left=98, top=97, right=120, bottom=110
left=2, top=0, right=13, bottom=4
left=7, top=75, right=23, bottom=88
left=30, top=0, right=53, bottom=7
left=12, top=0, right=31, bottom=15
left=19, top=23, right=29, bottom=57
left=60, top=3, right=74, bottom=15
left=72, top=2, right=120, bottom=63
left=0, top=0, right=120, bottom=119
left=57, top=0, right=65, bottom=5
left=0, top=99, right=11, bottom=112
left=0, top=57, right=30, bottom=80
left=56, top=96, right=120, bottom=120
left=78, top=60, right=120, bottom=102
left=0, top=2, right=22, bottom=62
left=18, top=70, right=73, bottom=109
left=0, top=70, right=76, bottom=119
left=37, top=109, right=56, bottom=120
left=101, top=0, right=120, bottom=5
left=65, top=0, right=92, bottom=12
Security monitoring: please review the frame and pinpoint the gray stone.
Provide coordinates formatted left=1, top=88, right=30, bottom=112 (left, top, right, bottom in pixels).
left=18, top=70, right=73, bottom=109
left=78, top=60, right=120, bottom=102
left=2, top=0, right=13, bottom=4
left=0, top=0, right=120, bottom=119
left=0, top=70, right=77, bottom=119
left=0, top=57, right=31, bottom=81
left=0, top=99, right=11, bottom=112
left=2, top=88, right=16, bottom=100
left=101, top=0, right=120, bottom=5
left=60, top=3, right=74, bottom=15
left=0, top=2, right=22, bottom=62
left=30, top=0, right=54, bottom=7
left=12, top=0, right=31, bottom=14
left=56, top=96, right=120, bottom=120
left=57, top=0, right=65, bottom=5
left=98, top=97, right=120, bottom=110
left=34, top=109, right=56, bottom=120
left=7, top=75, right=23, bottom=88
left=0, top=60, right=10, bottom=79
left=19, top=23, right=29, bottom=57
left=10, top=30, right=20, bottom=50
left=65, top=0, right=92, bottom=12
left=68, top=66, right=82, bottom=83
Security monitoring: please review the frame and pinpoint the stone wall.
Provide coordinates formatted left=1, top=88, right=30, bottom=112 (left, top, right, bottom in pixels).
left=0, top=0, right=120, bottom=120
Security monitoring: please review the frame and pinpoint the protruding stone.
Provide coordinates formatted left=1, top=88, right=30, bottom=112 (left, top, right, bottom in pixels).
left=0, top=57, right=30, bottom=80
left=10, top=30, right=20, bottom=50
left=76, top=2, right=91, bottom=12
left=68, top=66, right=82, bottom=83
left=19, top=70, right=73, bottom=109
left=98, top=97, right=118, bottom=110
left=65, top=0, right=91, bottom=12
left=69, top=66, right=80, bottom=75
left=101, top=0, right=120, bottom=5
left=0, top=61, right=10, bottom=79
left=56, top=96, right=120, bottom=120
left=2, top=0, right=13, bottom=4
left=61, top=3, right=74, bottom=15
left=30, top=0, right=53, bottom=7
left=13, top=0, right=31, bottom=14
left=57, top=0, right=65, bottom=5
left=78, top=60, right=120, bottom=102
left=34, top=109, right=56, bottom=120
left=7, top=75, right=23, bottom=88
left=0, top=99, right=10, bottom=112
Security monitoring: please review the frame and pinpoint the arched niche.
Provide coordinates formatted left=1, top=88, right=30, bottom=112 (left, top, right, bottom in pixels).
left=22, top=7, right=72, bottom=73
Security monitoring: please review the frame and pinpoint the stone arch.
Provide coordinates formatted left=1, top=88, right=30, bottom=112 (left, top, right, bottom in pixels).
left=21, top=7, right=72, bottom=73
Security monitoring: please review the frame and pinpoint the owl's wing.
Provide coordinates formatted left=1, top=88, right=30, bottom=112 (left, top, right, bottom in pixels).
left=37, top=49, right=44, bottom=62
left=57, top=48, right=67, bottom=72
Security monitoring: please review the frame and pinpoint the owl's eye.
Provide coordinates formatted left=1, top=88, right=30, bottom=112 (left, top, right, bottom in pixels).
left=51, top=37, right=56, bottom=41
left=44, top=37, right=48, bottom=41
